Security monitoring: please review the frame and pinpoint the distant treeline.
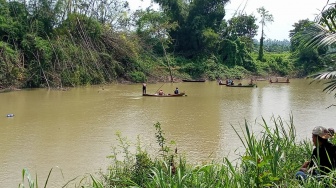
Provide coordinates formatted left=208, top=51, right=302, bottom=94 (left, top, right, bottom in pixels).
left=254, top=39, right=291, bottom=53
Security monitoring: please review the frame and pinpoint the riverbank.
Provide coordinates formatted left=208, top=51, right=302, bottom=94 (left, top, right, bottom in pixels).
left=19, top=118, right=336, bottom=187
left=96, top=120, right=336, bottom=188
left=0, top=73, right=296, bottom=93
left=0, top=86, right=21, bottom=93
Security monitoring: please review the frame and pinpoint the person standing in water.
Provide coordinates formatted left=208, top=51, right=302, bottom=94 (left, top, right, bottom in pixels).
left=142, top=83, right=147, bottom=94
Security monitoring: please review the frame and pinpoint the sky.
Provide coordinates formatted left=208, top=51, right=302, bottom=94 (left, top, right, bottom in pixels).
left=128, top=0, right=331, bottom=41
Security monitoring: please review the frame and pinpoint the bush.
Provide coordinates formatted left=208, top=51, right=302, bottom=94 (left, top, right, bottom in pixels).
left=129, top=71, right=146, bottom=83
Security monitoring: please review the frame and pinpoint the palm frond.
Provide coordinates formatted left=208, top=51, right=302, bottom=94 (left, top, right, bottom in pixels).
left=323, top=79, right=336, bottom=96
left=314, top=71, right=336, bottom=79
left=294, top=23, right=336, bottom=49
left=309, top=71, right=336, bottom=97
left=295, top=20, right=336, bottom=97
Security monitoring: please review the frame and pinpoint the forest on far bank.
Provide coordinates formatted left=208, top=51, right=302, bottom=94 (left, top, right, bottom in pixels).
left=0, top=0, right=335, bottom=90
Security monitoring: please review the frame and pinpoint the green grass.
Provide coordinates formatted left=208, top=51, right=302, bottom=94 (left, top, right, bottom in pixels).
left=19, top=117, right=336, bottom=187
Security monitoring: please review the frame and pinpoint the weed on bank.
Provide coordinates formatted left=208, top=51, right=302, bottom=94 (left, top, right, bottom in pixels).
left=20, top=116, right=336, bottom=187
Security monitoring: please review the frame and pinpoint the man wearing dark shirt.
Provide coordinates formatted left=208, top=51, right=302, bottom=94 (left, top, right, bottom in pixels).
left=296, top=126, right=336, bottom=180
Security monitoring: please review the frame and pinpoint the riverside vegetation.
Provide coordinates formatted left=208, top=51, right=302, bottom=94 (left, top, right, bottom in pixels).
left=4, top=0, right=336, bottom=187
left=1, top=0, right=335, bottom=91
left=19, top=117, right=336, bottom=188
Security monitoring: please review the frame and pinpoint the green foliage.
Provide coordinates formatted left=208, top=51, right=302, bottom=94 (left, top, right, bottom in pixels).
left=57, top=13, right=103, bottom=41
left=228, top=14, right=258, bottom=51
left=154, top=122, right=169, bottom=158
left=152, top=0, right=230, bottom=56
left=129, top=71, right=147, bottom=83
left=221, top=39, right=238, bottom=67
left=257, top=39, right=291, bottom=53
left=202, top=28, right=220, bottom=53
left=203, top=56, right=226, bottom=80
left=223, top=66, right=250, bottom=79
left=0, top=0, right=323, bottom=91
left=0, top=41, right=23, bottom=87
left=131, top=152, right=153, bottom=186
left=293, top=48, right=325, bottom=77
left=18, top=167, right=67, bottom=188
left=18, top=117, right=336, bottom=187
left=268, top=55, right=292, bottom=76
left=135, top=9, right=178, bottom=56
left=251, top=52, right=293, bottom=77
left=289, top=19, right=312, bottom=52
left=290, top=6, right=336, bottom=98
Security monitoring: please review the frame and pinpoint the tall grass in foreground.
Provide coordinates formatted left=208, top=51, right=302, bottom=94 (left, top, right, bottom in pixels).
left=20, top=117, right=336, bottom=187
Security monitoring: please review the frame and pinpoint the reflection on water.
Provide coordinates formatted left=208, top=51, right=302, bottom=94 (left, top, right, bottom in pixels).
left=0, top=79, right=335, bottom=187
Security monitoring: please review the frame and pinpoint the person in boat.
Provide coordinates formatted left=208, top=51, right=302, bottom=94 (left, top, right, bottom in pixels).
left=158, top=89, right=164, bottom=95
left=249, top=78, right=254, bottom=85
left=174, top=87, right=179, bottom=94
left=295, top=126, right=336, bottom=181
left=225, top=79, right=229, bottom=85
left=142, top=83, right=147, bottom=94
left=231, top=80, right=235, bottom=85
left=276, top=78, right=278, bottom=82
left=219, top=80, right=223, bottom=84
left=286, top=78, right=289, bottom=83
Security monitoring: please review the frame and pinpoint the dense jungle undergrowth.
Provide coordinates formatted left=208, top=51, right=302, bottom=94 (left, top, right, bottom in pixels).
left=2, top=0, right=328, bottom=91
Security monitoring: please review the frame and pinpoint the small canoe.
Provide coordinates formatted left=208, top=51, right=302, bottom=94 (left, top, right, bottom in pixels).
left=143, top=92, right=186, bottom=97
left=182, top=79, right=205, bottom=82
left=269, top=80, right=290, bottom=83
left=219, top=83, right=257, bottom=87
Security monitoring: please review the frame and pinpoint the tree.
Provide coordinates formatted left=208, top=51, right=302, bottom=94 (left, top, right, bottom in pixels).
left=135, top=8, right=178, bottom=81
left=228, top=14, right=258, bottom=38
left=152, top=0, right=230, bottom=57
left=293, top=3, right=336, bottom=99
left=256, top=7, right=273, bottom=61
left=289, top=19, right=312, bottom=52
left=228, top=14, right=258, bottom=52
left=289, top=19, right=327, bottom=76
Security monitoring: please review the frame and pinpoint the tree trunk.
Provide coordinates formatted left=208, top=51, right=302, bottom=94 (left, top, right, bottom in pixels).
left=258, top=24, right=264, bottom=61
left=161, top=42, right=173, bottom=82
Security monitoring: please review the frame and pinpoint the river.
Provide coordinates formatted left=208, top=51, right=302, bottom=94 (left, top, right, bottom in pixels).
left=0, top=79, right=335, bottom=187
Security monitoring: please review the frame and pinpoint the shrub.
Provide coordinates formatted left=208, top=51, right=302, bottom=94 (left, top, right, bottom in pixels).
left=129, top=71, right=146, bottom=83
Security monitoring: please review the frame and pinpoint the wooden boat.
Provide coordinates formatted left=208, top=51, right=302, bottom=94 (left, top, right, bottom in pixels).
left=227, top=84, right=257, bottom=87
left=219, top=82, right=257, bottom=87
left=182, top=79, right=205, bottom=82
left=143, top=92, right=186, bottom=97
left=269, top=80, right=290, bottom=83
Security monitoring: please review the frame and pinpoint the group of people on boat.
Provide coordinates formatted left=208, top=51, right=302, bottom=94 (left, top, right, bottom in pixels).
left=219, top=79, right=254, bottom=86
left=269, top=77, right=290, bottom=83
left=143, top=83, right=179, bottom=95
left=224, top=79, right=234, bottom=85
left=158, top=87, right=179, bottom=95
